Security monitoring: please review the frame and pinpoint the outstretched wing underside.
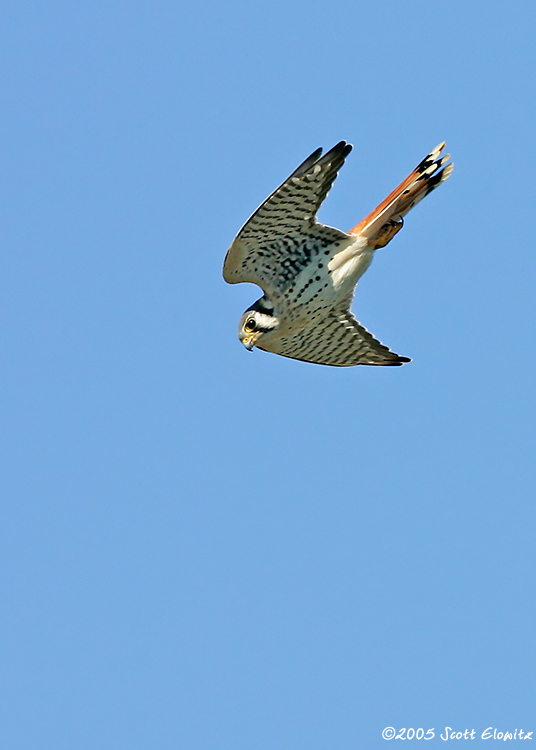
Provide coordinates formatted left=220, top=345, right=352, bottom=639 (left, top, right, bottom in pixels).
left=258, top=309, right=410, bottom=367
left=223, top=142, right=353, bottom=298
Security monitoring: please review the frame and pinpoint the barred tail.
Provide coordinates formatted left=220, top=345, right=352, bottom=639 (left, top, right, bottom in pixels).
left=349, top=142, right=453, bottom=243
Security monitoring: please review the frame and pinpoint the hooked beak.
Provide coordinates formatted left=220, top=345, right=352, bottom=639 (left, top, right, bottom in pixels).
left=241, top=333, right=259, bottom=351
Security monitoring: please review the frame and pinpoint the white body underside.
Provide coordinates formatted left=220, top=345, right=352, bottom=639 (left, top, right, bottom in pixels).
left=328, top=234, right=373, bottom=295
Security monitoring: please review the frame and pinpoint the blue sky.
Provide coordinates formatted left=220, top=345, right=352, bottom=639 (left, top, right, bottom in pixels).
left=1, top=1, right=535, bottom=747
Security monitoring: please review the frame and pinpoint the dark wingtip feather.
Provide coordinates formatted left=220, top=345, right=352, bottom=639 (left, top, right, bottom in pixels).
left=379, top=355, right=411, bottom=366
left=292, top=147, right=324, bottom=177
left=323, top=140, right=353, bottom=161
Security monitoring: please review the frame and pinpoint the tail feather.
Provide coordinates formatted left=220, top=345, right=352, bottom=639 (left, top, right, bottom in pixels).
left=349, top=142, right=453, bottom=242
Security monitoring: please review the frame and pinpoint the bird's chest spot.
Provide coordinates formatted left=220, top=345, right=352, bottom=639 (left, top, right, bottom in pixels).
left=282, top=265, right=336, bottom=311
left=260, top=234, right=331, bottom=287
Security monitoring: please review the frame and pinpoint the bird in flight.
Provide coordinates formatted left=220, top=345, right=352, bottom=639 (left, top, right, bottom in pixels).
left=223, top=141, right=452, bottom=366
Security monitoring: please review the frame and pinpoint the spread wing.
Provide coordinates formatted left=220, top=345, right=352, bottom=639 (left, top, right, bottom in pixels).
left=223, top=142, right=354, bottom=299
left=258, top=309, right=410, bottom=367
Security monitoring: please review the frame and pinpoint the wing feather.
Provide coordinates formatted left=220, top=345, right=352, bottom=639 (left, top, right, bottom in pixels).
left=259, top=309, right=410, bottom=367
left=223, top=142, right=353, bottom=297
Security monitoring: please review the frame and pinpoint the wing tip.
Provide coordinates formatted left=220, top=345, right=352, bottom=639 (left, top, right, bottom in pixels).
left=328, top=140, right=353, bottom=159
left=372, top=354, right=411, bottom=366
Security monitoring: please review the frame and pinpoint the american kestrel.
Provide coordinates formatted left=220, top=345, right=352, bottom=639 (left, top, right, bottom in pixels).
left=223, top=141, right=452, bottom=366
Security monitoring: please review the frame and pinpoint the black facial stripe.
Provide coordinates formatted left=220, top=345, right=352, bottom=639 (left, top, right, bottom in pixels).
left=248, top=296, right=274, bottom=315
left=243, top=297, right=275, bottom=319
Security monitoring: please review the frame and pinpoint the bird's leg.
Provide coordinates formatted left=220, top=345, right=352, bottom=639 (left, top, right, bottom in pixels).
left=371, top=218, right=404, bottom=249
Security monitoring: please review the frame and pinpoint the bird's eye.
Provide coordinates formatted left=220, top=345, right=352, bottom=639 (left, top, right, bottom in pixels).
left=244, top=318, right=256, bottom=332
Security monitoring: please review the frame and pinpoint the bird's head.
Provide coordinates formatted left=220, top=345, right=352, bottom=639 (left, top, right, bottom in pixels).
left=238, top=296, right=279, bottom=351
